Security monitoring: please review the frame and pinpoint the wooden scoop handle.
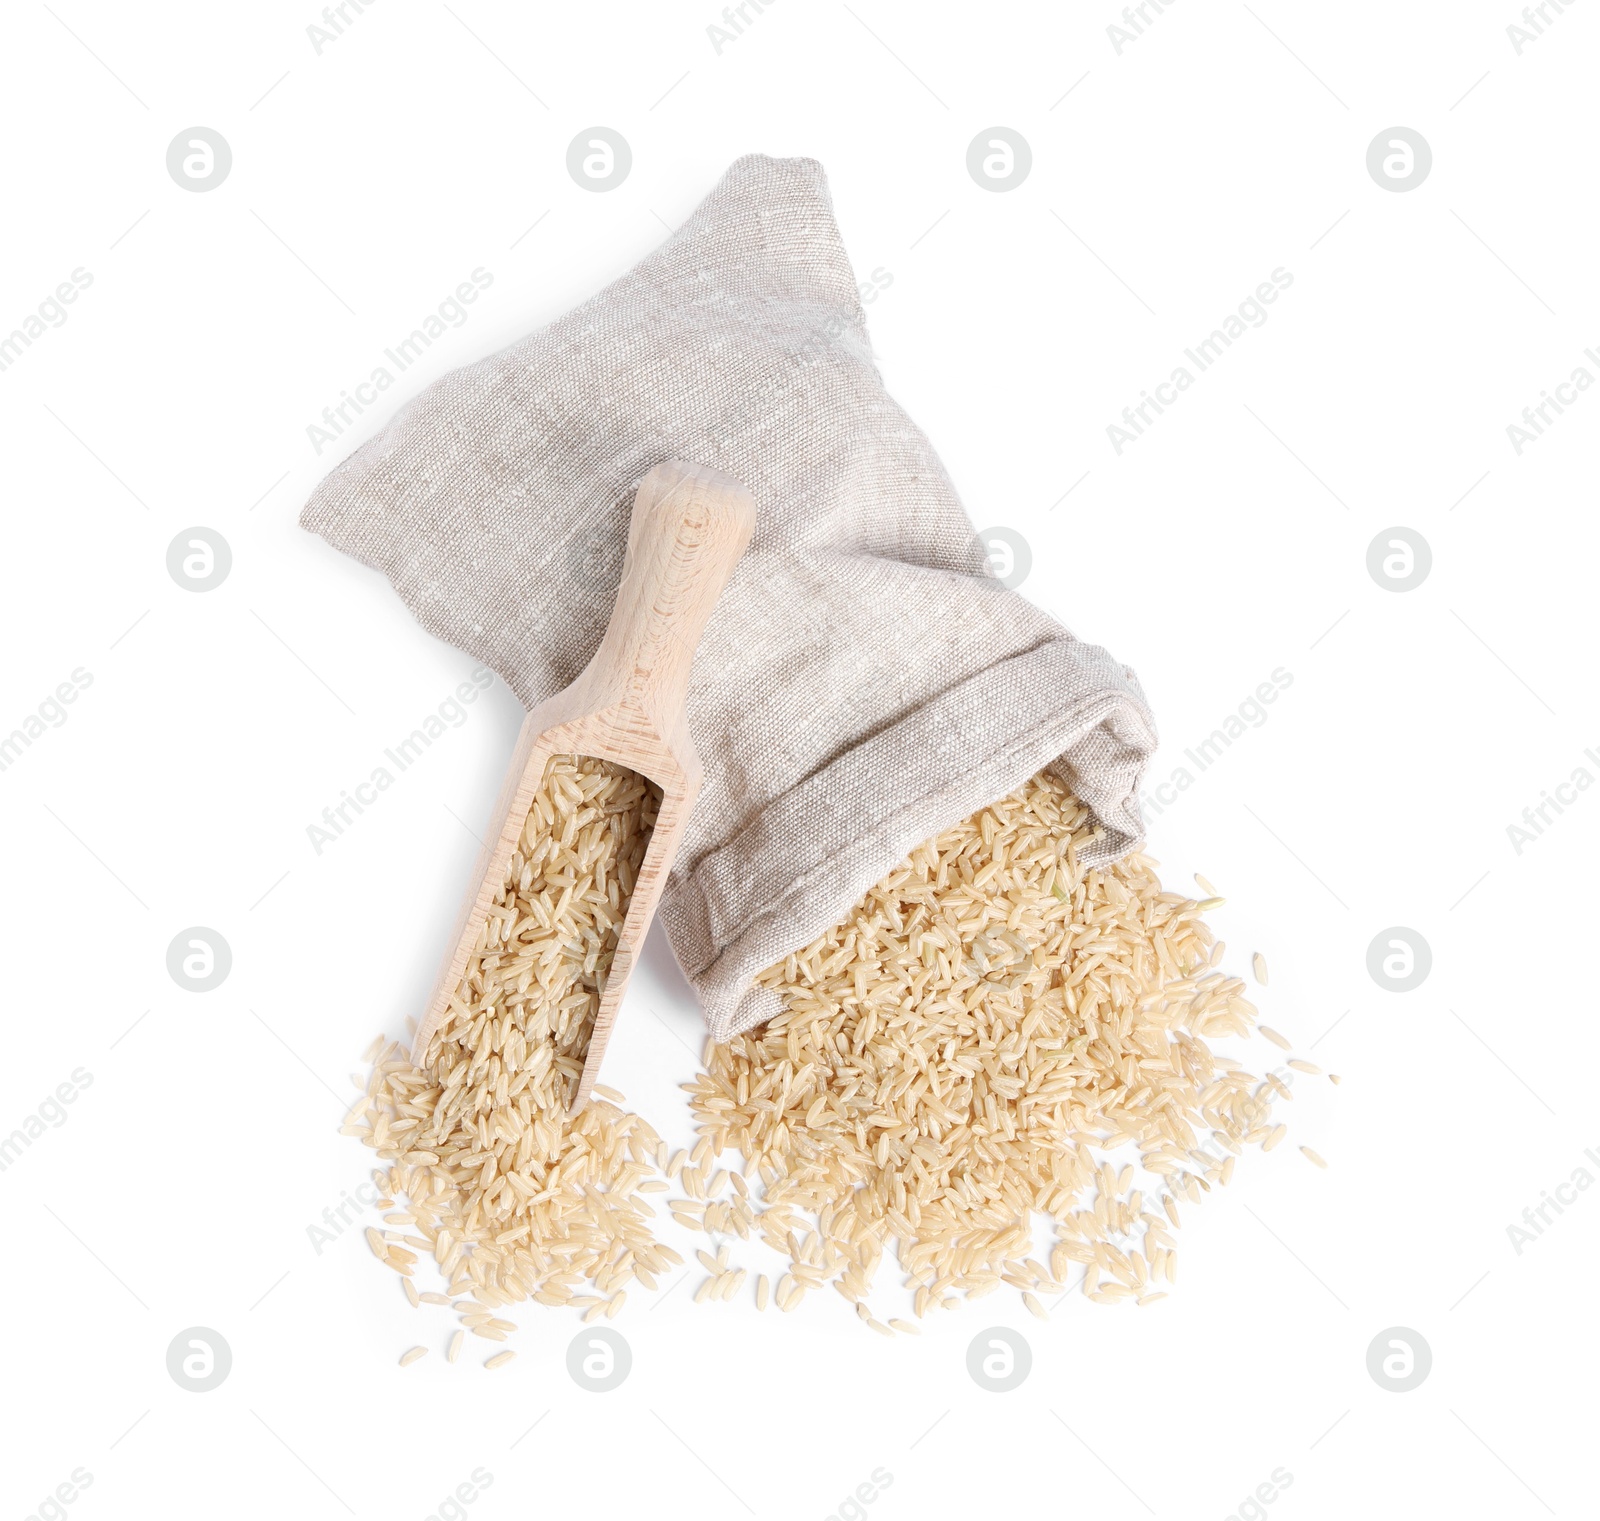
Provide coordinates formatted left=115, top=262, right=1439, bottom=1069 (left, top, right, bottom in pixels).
left=583, top=458, right=757, bottom=754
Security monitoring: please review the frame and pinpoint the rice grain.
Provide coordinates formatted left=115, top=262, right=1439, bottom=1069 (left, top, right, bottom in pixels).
left=687, top=771, right=1300, bottom=1319
left=348, top=758, right=667, bottom=1319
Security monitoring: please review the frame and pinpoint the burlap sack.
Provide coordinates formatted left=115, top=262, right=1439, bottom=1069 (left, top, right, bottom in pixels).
left=301, top=153, right=1157, bottom=1041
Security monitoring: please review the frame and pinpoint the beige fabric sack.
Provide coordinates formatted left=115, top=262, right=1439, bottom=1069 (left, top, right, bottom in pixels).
left=301, top=153, right=1157, bottom=1041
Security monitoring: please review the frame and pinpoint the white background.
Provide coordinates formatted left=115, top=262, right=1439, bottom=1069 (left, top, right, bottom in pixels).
left=2, top=2, right=1595, bottom=1518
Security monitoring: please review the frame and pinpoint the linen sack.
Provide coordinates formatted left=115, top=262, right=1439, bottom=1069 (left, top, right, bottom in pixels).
left=301, top=153, right=1157, bottom=1041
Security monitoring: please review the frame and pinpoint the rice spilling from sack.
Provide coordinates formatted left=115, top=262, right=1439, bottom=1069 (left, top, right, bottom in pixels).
left=346, top=755, right=682, bottom=1313
left=349, top=762, right=1311, bottom=1335
left=681, top=769, right=1293, bottom=1315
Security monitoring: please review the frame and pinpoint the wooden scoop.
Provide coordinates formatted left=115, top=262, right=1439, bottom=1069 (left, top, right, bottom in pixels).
left=411, top=459, right=756, bottom=1112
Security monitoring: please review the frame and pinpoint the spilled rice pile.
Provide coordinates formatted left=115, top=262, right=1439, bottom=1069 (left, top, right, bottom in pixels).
left=346, top=756, right=683, bottom=1364
left=685, top=771, right=1331, bottom=1321
left=349, top=763, right=1331, bottom=1358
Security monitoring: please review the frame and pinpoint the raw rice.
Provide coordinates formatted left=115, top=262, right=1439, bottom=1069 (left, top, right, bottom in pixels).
left=352, top=762, right=1322, bottom=1334
left=399, top=1346, right=427, bottom=1366
left=684, top=771, right=1298, bottom=1313
left=349, top=757, right=675, bottom=1314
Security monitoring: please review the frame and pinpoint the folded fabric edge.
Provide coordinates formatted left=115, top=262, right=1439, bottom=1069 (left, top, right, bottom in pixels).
left=662, top=637, right=1158, bottom=1043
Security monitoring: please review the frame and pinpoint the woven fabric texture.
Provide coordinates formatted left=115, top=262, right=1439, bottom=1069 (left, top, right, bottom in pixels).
left=301, top=153, right=1157, bottom=1040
